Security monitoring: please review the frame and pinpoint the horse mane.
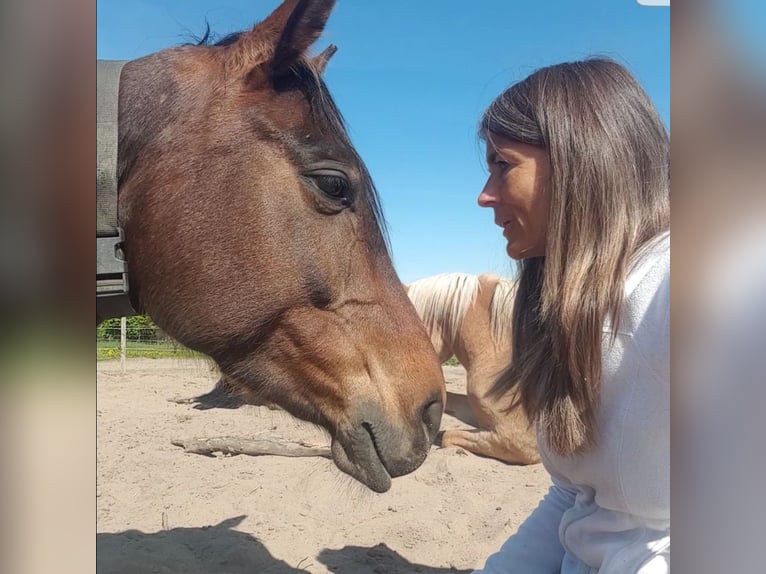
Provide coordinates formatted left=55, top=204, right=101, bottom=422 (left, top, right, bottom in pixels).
left=406, top=273, right=481, bottom=346
left=274, top=58, right=392, bottom=252
left=486, top=274, right=517, bottom=345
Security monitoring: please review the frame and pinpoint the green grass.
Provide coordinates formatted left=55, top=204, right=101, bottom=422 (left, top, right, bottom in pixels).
left=97, top=340, right=202, bottom=361
left=97, top=342, right=460, bottom=364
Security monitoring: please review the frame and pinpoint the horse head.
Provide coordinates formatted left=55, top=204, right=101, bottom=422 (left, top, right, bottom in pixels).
left=113, top=0, right=444, bottom=492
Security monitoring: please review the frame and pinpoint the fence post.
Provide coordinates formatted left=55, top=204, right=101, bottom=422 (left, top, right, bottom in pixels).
left=120, top=316, right=127, bottom=373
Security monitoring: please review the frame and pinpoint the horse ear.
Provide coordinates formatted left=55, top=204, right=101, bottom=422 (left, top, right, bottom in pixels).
left=232, top=0, right=335, bottom=79
left=310, top=44, right=337, bottom=75
left=270, top=0, right=336, bottom=78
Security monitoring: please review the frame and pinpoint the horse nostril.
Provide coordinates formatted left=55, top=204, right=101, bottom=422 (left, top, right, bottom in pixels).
left=421, top=399, right=443, bottom=443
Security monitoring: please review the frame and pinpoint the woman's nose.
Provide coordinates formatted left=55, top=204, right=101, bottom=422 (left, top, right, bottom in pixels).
left=477, top=180, right=497, bottom=208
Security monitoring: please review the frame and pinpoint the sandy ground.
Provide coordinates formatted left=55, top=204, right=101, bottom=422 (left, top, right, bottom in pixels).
left=97, top=358, right=550, bottom=573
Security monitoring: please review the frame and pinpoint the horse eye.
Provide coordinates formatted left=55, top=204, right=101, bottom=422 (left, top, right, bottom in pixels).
left=312, top=174, right=352, bottom=204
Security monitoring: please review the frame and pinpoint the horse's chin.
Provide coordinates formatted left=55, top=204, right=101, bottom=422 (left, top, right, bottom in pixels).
left=330, top=433, right=392, bottom=493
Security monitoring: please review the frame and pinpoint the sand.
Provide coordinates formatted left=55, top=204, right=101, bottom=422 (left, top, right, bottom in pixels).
left=97, top=358, right=550, bottom=573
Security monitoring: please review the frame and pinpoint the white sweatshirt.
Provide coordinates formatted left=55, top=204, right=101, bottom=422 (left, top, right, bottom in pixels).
left=475, top=231, right=670, bottom=574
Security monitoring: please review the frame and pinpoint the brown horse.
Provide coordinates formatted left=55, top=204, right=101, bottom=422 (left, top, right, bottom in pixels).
left=97, top=0, right=445, bottom=493
left=404, top=273, right=539, bottom=465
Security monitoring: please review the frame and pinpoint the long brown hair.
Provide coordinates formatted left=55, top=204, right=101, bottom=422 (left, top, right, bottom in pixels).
left=481, top=58, right=669, bottom=455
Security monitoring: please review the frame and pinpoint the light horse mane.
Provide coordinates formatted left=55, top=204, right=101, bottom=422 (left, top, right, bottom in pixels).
left=406, top=273, right=481, bottom=347
left=407, top=272, right=518, bottom=348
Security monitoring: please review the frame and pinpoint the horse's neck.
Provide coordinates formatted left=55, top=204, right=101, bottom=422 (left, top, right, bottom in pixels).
left=458, top=277, right=513, bottom=373
left=408, top=273, right=514, bottom=369
left=424, top=302, right=481, bottom=372
left=429, top=327, right=457, bottom=365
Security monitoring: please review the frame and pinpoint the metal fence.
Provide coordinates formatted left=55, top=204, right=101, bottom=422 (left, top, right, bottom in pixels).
left=97, top=318, right=199, bottom=369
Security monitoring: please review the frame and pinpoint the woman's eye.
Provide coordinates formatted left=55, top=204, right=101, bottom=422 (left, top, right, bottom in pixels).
left=488, top=160, right=510, bottom=174
left=312, top=174, right=352, bottom=204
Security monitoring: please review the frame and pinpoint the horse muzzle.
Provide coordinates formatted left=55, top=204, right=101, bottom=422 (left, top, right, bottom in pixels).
left=329, top=396, right=443, bottom=493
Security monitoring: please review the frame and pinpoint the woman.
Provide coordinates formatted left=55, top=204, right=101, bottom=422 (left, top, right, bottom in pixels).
left=473, top=58, right=669, bottom=573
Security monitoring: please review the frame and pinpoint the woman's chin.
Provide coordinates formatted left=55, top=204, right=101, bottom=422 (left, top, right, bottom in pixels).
left=505, top=242, right=525, bottom=260
left=506, top=242, right=540, bottom=260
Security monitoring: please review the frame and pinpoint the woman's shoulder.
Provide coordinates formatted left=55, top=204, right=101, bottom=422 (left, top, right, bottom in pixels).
left=625, top=230, right=669, bottom=298
left=611, top=231, right=669, bottom=336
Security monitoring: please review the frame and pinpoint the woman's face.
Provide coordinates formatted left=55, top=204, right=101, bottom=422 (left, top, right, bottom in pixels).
left=478, top=133, right=551, bottom=259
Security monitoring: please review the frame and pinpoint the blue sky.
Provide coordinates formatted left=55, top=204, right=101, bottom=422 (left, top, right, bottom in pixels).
left=97, top=0, right=669, bottom=284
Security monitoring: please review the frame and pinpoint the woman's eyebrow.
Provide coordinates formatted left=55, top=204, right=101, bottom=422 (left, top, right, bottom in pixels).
left=495, top=147, right=523, bottom=163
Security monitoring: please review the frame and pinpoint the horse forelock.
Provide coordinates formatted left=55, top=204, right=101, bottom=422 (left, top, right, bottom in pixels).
left=487, top=275, right=516, bottom=345
left=406, top=273, right=481, bottom=346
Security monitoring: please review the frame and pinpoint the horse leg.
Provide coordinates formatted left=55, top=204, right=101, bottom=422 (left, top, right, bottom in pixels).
left=451, top=369, right=541, bottom=463
left=440, top=427, right=540, bottom=465
left=444, top=391, right=479, bottom=427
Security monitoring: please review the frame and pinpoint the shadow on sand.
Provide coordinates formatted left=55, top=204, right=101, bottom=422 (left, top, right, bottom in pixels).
left=98, top=516, right=474, bottom=574
left=172, top=377, right=282, bottom=411
left=185, top=379, right=247, bottom=410
left=317, top=543, right=473, bottom=573
left=97, top=516, right=309, bottom=573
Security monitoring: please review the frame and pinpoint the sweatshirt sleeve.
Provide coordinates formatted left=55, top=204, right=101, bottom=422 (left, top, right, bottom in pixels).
left=473, top=477, right=576, bottom=574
